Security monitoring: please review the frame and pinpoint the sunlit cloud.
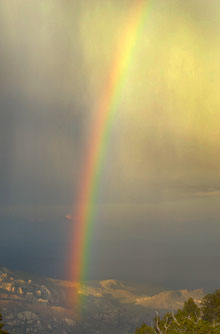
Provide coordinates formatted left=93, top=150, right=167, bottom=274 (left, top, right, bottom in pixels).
left=192, top=190, right=220, bottom=198
left=0, top=0, right=220, bottom=287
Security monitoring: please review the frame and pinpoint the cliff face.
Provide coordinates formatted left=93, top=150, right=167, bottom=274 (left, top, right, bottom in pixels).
left=0, top=266, right=205, bottom=334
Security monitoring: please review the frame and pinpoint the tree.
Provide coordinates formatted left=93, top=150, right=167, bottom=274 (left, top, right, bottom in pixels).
left=135, top=292, right=220, bottom=334
left=182, top=297, right=201, bottom=319
left=135, top=323, right=154, bottom=334
left=202, top=289, right=220, bottom=322
left=0, top=313, right=8, bottom=334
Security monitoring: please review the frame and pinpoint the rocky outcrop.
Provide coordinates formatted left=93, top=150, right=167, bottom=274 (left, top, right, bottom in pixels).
left=0, top=266, right=205, bottom=334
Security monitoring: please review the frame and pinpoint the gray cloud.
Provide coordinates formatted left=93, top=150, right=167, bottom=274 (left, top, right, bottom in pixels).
left=0, top=0, right=220, bottom=290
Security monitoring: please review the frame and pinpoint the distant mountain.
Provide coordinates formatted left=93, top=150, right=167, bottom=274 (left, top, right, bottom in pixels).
left=0, top=266, right=205, bottom=334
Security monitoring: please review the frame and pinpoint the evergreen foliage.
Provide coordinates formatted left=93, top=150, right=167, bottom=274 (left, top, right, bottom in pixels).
left=135, top=290, right=220, bottom=334
left=202, top=289, right=220, bottom=322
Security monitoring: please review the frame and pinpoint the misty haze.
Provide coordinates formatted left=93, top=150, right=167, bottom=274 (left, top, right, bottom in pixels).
left=0, top=0, right=220, bottom=333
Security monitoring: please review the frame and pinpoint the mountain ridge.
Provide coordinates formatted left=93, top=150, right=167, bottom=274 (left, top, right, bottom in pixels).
left=0, top=265, right=205, bottom=334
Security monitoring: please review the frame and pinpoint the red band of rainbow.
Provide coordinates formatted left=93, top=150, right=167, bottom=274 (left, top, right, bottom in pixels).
left=69, top=0, right=150, bottom=310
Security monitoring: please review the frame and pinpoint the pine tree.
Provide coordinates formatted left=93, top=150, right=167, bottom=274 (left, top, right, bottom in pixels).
left=202, top=289, right=220, bottom=321
left=135, top=292, right=220, bottom=334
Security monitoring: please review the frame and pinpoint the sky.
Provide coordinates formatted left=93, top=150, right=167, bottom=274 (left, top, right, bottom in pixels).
left=0, top=0, right=220, bottom=291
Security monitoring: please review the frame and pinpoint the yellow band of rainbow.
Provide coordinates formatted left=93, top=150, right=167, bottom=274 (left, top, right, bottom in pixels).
left=69, top=0, right=150, bottom=310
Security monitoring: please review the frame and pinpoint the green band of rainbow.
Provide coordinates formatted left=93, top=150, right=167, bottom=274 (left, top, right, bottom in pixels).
left=69, top=0, right=150, bottom=309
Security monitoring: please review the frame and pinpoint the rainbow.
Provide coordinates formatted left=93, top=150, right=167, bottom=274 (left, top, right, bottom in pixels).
left=69, top=0, right=150, bottom=309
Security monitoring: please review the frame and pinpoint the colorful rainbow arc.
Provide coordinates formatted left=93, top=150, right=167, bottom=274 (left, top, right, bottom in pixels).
left=69, top=0, right=150, bottom=309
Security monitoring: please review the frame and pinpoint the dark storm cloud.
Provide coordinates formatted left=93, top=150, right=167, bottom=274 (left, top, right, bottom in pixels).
left=0, top=0, right=90, bottom=206
left=0, top=0, right=220, bottom=290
